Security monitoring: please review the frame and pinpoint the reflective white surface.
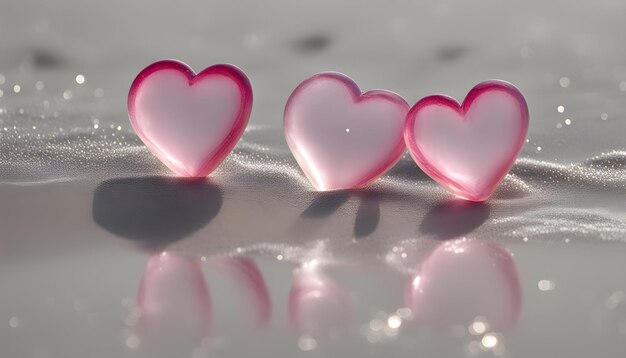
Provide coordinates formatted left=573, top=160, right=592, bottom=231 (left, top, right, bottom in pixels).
left=1, top=0, right=626, bottom=357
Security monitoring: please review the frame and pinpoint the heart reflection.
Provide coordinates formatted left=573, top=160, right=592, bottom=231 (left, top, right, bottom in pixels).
left=406, top=238, right=521, bottom=332
left=289, top=261, right=350, bottom=336
left=137, top=252, right=211, bottom=338
left=137, top=253, right=271, bottom=343
left=212, top=257, right=272, bottom=327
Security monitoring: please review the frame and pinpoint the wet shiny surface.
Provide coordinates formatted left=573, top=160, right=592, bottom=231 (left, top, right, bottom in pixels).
left=1, top=0, right=626, bottom=356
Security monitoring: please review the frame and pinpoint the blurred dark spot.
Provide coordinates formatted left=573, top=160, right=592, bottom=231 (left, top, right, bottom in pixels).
left=435, top=45, right=469, bottom=62
left=419, top=200, right=490, bottom=240
left=300, top=191, right=349, bottom=218
left=354, top=193, right=381, bottom=238
left=93, top=176, right=222, bottom=247
left=291, top=34, right=331, bottom=54
left=30, top=48, right=65, bottom=68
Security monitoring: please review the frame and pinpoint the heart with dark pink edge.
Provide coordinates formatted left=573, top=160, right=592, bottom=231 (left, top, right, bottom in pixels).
left=128, top=60, right=252, bottom=178
left=284, top=72, right=409, bottom=191
left=404, top=80, right=529, bottom=202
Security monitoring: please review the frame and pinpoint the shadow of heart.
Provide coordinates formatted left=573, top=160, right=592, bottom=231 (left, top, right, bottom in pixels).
left=419, top=199, right=491, bottom=240
left=92, top=176, right=222, bottom=247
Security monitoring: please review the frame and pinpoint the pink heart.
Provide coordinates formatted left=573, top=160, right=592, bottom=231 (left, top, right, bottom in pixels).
left=128, top=60, right=252, bottom=177
left=404, top=80, right=529, bottom=201
left=284, top=72, right=409, bottom=191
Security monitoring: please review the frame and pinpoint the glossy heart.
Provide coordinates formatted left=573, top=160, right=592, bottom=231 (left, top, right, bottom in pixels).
left=404, top=80, right=529, bottom=201
left=128, top=60, right=252, bottom=177
left=284, top=72, right=409, bottom=191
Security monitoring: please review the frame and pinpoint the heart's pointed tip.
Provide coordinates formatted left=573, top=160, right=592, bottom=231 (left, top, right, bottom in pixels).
left=311, top=182, right=355, bottom=192
left=170, top=169, right=209, bottom=181
left=453, top=192, right=490, bottom=203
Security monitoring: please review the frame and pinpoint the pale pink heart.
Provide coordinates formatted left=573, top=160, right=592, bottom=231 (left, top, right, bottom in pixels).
left=406, top=238, right=521, bottom=332
left=128, top=60, right=252, bottom=177
left=284, top=72, right=409, bottom=191
left=404, top=80, right=529, bottom=202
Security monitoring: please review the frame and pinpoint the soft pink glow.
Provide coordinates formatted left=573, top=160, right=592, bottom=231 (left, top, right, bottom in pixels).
left=288, top=265, right=350, bottom=335
left=284, top=72, right=409, bottom=191
left=128, top=60, right=252, bottom=177
left=212, top=257, right=271, bottom=327
left=406, top=238, right=522, bottom=331
left=137, top=253, right=211, bottom=335
left=404, top=80, right=529, bottom=201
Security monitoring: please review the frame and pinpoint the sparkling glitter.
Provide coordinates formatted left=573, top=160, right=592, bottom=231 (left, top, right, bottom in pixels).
left=298, top=335, right=317, bottom=351
left=13, top=85, right=21, bottom=93
left=536, top=146, right=542, bottom=151
left=75, top=74, right=85, bottom=84
left=276, top=254, right=283, bottom=260
left=559, top=77, right=570, bottom=88
left=117, top=126, right=122, bottom=131
left=469, top=320, right=488, bottom=335
left=481, top=334, right=498, bottom=348
left=619, top=81, right=626, bottom=91
left=346, top=128, right=350, bottom=133
left=564, top=119, right=571, bottom=125
left=63, top=90, right=73, bottom=100
left=387, top=314, right=402, bottom=329
left=35, top=81, right=45, bottom=91
left=557, top=105, right=565, bottom=113
left=93, top=124, right=99, bottom=129
left=538, top=279, right=555, bottom=291
left=601, top=112, right=608, bottom=120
